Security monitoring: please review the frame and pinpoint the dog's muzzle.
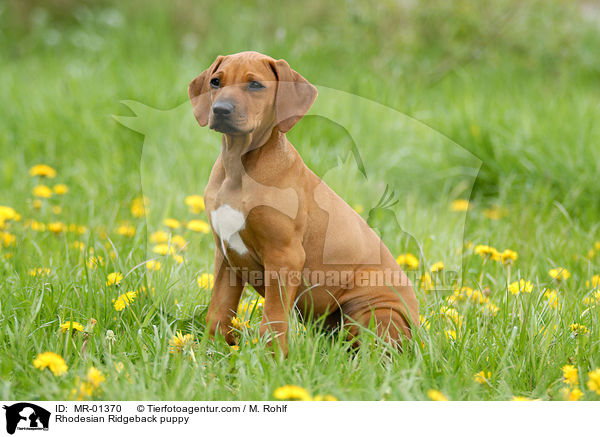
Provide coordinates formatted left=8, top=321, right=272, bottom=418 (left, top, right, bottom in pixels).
left=210, top=100, right=239, bottom=133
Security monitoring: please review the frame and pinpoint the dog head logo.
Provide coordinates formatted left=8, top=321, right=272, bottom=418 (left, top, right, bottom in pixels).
left=3, top=403, right=50, bottom=435
left=114, top=55, right=481, bottom=289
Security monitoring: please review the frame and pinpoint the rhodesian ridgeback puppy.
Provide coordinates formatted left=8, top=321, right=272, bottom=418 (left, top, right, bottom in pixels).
left=188, top=51, right=419, bottom=355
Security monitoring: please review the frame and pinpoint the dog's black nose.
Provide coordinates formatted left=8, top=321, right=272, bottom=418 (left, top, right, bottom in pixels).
left=212, top=101, right=234, bottom=116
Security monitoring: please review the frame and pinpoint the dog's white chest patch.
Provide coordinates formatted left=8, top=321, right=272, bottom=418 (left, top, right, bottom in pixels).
left=210, top=204, right=248, bottom=255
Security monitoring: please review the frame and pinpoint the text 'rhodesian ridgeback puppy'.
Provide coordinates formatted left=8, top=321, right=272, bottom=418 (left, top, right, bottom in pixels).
left=188, top=51, right=419, bottom=356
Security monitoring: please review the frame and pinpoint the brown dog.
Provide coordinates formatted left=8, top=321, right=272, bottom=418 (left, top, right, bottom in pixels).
left=188, top=51, right=418, bottom=355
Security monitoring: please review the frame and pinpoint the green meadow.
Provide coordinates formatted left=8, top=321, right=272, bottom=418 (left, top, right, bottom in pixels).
left=1, top=0, right=600, bottom=400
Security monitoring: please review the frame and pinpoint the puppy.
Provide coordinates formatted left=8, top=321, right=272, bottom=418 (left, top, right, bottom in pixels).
left=189, top=51, right=419, bottom=355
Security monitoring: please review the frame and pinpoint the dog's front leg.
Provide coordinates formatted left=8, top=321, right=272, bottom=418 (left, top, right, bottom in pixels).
left=205, top=249, right=244, bottom=345
left=259, top=245, right=305, bottom=356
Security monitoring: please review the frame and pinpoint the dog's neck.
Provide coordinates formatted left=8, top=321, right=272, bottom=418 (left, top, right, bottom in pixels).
left=220, top=127, right=283, bottom=184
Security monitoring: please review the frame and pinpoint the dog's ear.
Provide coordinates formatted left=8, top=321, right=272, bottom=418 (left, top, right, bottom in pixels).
left=188, top=56, right=224, bottom=127
left=270, top=59, right=318, bottom=133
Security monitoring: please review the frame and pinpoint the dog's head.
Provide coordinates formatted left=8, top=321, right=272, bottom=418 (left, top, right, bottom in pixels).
left=188, top=51, right=317, bottom=135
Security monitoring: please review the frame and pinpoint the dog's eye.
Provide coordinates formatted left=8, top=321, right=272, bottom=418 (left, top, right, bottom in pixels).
left=248, top=81, right=265, bottom=90
left=210, top=78, right=220, bottom=89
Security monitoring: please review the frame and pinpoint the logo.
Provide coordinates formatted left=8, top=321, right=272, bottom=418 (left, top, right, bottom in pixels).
left=3, top=403, right=50, bottom=435
left=115, top=86, right=481, bottom=291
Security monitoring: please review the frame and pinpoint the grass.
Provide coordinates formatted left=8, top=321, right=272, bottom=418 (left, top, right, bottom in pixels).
left=1, top=0, right=600, bottom=401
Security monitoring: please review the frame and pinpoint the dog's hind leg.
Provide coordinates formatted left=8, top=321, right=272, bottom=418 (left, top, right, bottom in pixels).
left=341, top=290, right=413, bottom=349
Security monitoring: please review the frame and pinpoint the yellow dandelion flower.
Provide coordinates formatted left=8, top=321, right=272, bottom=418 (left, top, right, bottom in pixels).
left=549, top=267, right=570, bottom=281
left=153, top=244, right=176, bottom=256
left=561, top=387, right=583, bottom=401
left=447, top=289, right=464, bottom=303
left=146, top=260, right=161, bottom=271
left=474, top=245, right=501, bottom=261
left=463, top=287, right=487, bottom=305
left=33, top=184, right=53, bottom=198
left=440, top=306, right=463, bottom=328
left=150, top=230, right=169, bottom=244
left=585, top=275, right=600, bottom=289
left=483, top=206, right=504, bottom=220
left=59, top=321, right=85, bottom=333
left=117, top=224, right=135, bottom=238
left=185, top=195, right=205, bottom=213
left=420, top=272, right=434, bottom=291
left=583, top=290, right=600, bottom=307
left=71, top=367, right=104, bottom=400
left=32, top=199, right=43, bottom=209
left=163, top=218, right=180, bottom=229
left=569, top=323, right=589, bottom=335
left=113, top=290, right=136, bottom=311
left=29, top=164, right=57, bottom=178
left=169, top=331, right=197, bottom=354
left=173, top=254, right=184, bottom=264
left=68, top=223, right=87, bottom=234
left=561, top=364, right=578, bottom=386
left=448, top=286, right=489, bottom=305
left=71, top=380, right=95, bottom=401
left=86, top=256, right=103, bottom=269
left=130, top=196, right=148, bottom=218
left=170, top=235, right=187, bottom=249
left=430, top=261, right=444, bottom=273
left=0, top=206, right=18, bottom=223
left=231, top=317, right=250, bottom=331
left=419, top=315, right=431, bottom=330
left=25, top=219, right=45, bottom=231
left=483, top=301, right=499, bottom=316
left=71, top=241, right=85, bottom=250
left=511, top=396, right=538, bottom=401
left=29, top=267, right=51, bottom=277
left=474, top=371, right=491, bottom=384
left=427, top=389, right=448, bottom=401
left=0, top=232, right=16, bottom=247
left=198, top=273, right=215, bottom=289
left=444, top=329, right=457, bottom=341
left=106, top=272, right=123, bottom=286
left=543, top=289, right=560, bottom=309
left=396, top=253, right=419, bottom=270
left=508, top=279, right=533, bottom=295
left=187, top=219, right=211, bottom=233
left=238, top=297, right=264, bottom=316
left=47, top=221, right=66, bottom=234
left=587, top=369, right=600, bottom=395
left=53, top=184, right=69, bottom=195
left=450, top=199, right=470, bottom=212
left=501, top=249, right=518, bottom=265
left=273, top=385, right=312, bottom=401
left=87, top=367, right=105, bottom=388
left=33, top=351, right=68, bottom=376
